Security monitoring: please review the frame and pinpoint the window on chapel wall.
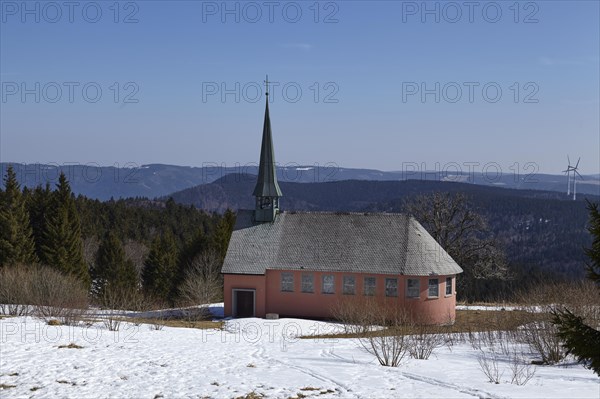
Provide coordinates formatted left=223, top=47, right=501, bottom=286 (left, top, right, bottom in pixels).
left=343, top=275, right=355, bottom=295
left=322, top=275, right=335, bottom=294
left=445, top=277, right=453, bottom=296
left=406, top=278, right=420, bottom=298
left=302, top=273, right=314, bottom=293
left=385, top=278, right=398, bottom=297
left=364, top=277, right=376, bottom=296
left=428, top=278, right=439, bottom=298
left=281, top=272, right=294, bottom=292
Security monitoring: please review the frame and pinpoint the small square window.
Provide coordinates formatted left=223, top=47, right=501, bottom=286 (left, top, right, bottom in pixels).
left=428, top=278, right=439, bottom=298
left=302, top=274, right=314, bottom=293
left=385, top=278, right=398, bottom=297
left=322, top=275, right=335, bottom=294
left=281, top=272, right=294, bottom=292
left=445, top=277, right=452, bottom=296
left=364, top=277, right=376, bottom=296
left=343, top=275, right=355, bottom=295
left=407, top=278, right=420, bottom=298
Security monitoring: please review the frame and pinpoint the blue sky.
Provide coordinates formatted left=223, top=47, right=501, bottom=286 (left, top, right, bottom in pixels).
left=1, top=0, right=599, bottom=175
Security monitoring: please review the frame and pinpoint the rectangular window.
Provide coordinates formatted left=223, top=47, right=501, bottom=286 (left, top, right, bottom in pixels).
left=281, top=272, right=294, bottom=292
left=445, top=277, right=452, bottom=296
left=385, top=278, right=398, bottom=297
left=322, top=274, right=334, bottom=294
left=407, top=278, right=420, bottom=298
left=428, top=278, right=439, bottom=298
left=302, top=273, right=314, bottom=293
left=343, top=275, right=355, bottom=295
left=364, top=277, right=376, bottom=296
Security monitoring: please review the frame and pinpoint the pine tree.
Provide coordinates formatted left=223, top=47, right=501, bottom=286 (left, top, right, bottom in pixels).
left=40, top=173, right=90, bottom=286
left=94, top=230, right=138, bottom=298
left=175, top=228, right=210, bottom=288
left=552, top=201, right=600, bottom=375
left=212, top=209, right=236, bottom=263
left=25, top=183, right=52, bottom=260
left=0, top=165, right=38, bottom=267
left=142, top=231, right=179, bottom=302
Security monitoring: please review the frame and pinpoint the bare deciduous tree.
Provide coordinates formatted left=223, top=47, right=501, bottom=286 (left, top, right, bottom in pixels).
left=82, top=236, right=99, bottom=272
left=124, top=239, right=149, bottom=280
left=177, top=249, right=223, bottom=318
left=404, top=192, right=509, bottom=299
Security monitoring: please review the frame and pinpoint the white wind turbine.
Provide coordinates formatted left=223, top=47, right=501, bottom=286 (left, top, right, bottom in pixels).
left=571, top=158, right=583, bottom=200
left=563, top=155, right=576, bottom=196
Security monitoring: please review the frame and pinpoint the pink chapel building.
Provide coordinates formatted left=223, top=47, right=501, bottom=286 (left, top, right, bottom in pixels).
left=221, top=84, right=463, bottom=325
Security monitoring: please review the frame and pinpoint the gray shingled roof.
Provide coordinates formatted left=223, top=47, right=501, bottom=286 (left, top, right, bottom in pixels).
left=222, top=211, right=463, bottom=276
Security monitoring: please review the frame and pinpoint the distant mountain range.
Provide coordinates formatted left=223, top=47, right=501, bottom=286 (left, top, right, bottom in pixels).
left=2, top=162, right=599, bottom=200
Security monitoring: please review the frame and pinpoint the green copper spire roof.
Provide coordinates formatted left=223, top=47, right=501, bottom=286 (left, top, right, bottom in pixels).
left=253, top=78, right=283, bottom=198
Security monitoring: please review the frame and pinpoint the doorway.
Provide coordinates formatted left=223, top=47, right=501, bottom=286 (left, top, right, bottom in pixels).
left=233, top=289, right=255, bottom=318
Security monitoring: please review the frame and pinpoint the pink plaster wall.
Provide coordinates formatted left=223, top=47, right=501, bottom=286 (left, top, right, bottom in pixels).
left=223, top=274, right=266, bottom=317
left=224, top=271, right=457, bottom=324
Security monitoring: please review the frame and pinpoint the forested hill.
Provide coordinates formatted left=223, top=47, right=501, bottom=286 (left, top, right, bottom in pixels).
left=168, top=176, right=598, bottom=281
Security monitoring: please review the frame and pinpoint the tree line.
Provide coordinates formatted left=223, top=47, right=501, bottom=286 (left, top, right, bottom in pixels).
left=0, top=165, right=235, bottom=307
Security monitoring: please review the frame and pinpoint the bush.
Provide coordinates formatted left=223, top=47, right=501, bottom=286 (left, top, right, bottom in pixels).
left=332, top=298, right=414, bottom=367
left=0, top=264, right=89, bottom=325
left=514, top=282, right=598, bottom=364
left=0, top=264, right=33, bottom=316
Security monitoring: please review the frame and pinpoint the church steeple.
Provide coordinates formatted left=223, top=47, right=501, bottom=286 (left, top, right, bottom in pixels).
left=253, top=76, right=282, bottom=223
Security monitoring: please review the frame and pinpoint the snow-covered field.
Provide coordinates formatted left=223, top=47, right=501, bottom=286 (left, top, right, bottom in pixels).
left=1, top=306, right=598, bottom=398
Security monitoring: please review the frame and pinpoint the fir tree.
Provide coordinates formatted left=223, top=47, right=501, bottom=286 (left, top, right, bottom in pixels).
left=175, top=228, right=211, bottom=289
left=142, top=231, right=179, bottom=302
left=212, top=209, right=236, bottom=262
left=25, top=183, right=52, bottom=260
left=0, top=166, right=38, bottom=267
left=552, top=201, right=600, bottom=375
left=94, top=230, right=138, bottom=298
left=40, top=173, right=90, bottom=286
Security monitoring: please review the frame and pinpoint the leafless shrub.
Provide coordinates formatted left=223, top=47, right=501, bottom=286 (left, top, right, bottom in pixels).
left=469, top=319, right=537, bottom=386
left=408, top=318, right=445, bottom=360
left=332, top=298, right=413, bottom=367
left=150, top=318, right=165, bottom=331
left=30, top=270, right=89, bottom=326
left=513, top=282, right=593, bottom=364
left=517, top=319, right=565, bottom=364
left=477, top=348, right=504, bottom=384
left=0, top=264, right=33, bottom=316
left=98, top=287, right=126, bottom=331
left=331, top=297, right=375, bottom=335
left=0, top=265, right=89, bottom=325
left=508, top=347, right=536, bottom=385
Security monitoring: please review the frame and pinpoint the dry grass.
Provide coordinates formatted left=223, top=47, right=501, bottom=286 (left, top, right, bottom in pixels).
left=119, top=317, right=224, bottom=330
left=301, top=309, right=542, bottom=339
